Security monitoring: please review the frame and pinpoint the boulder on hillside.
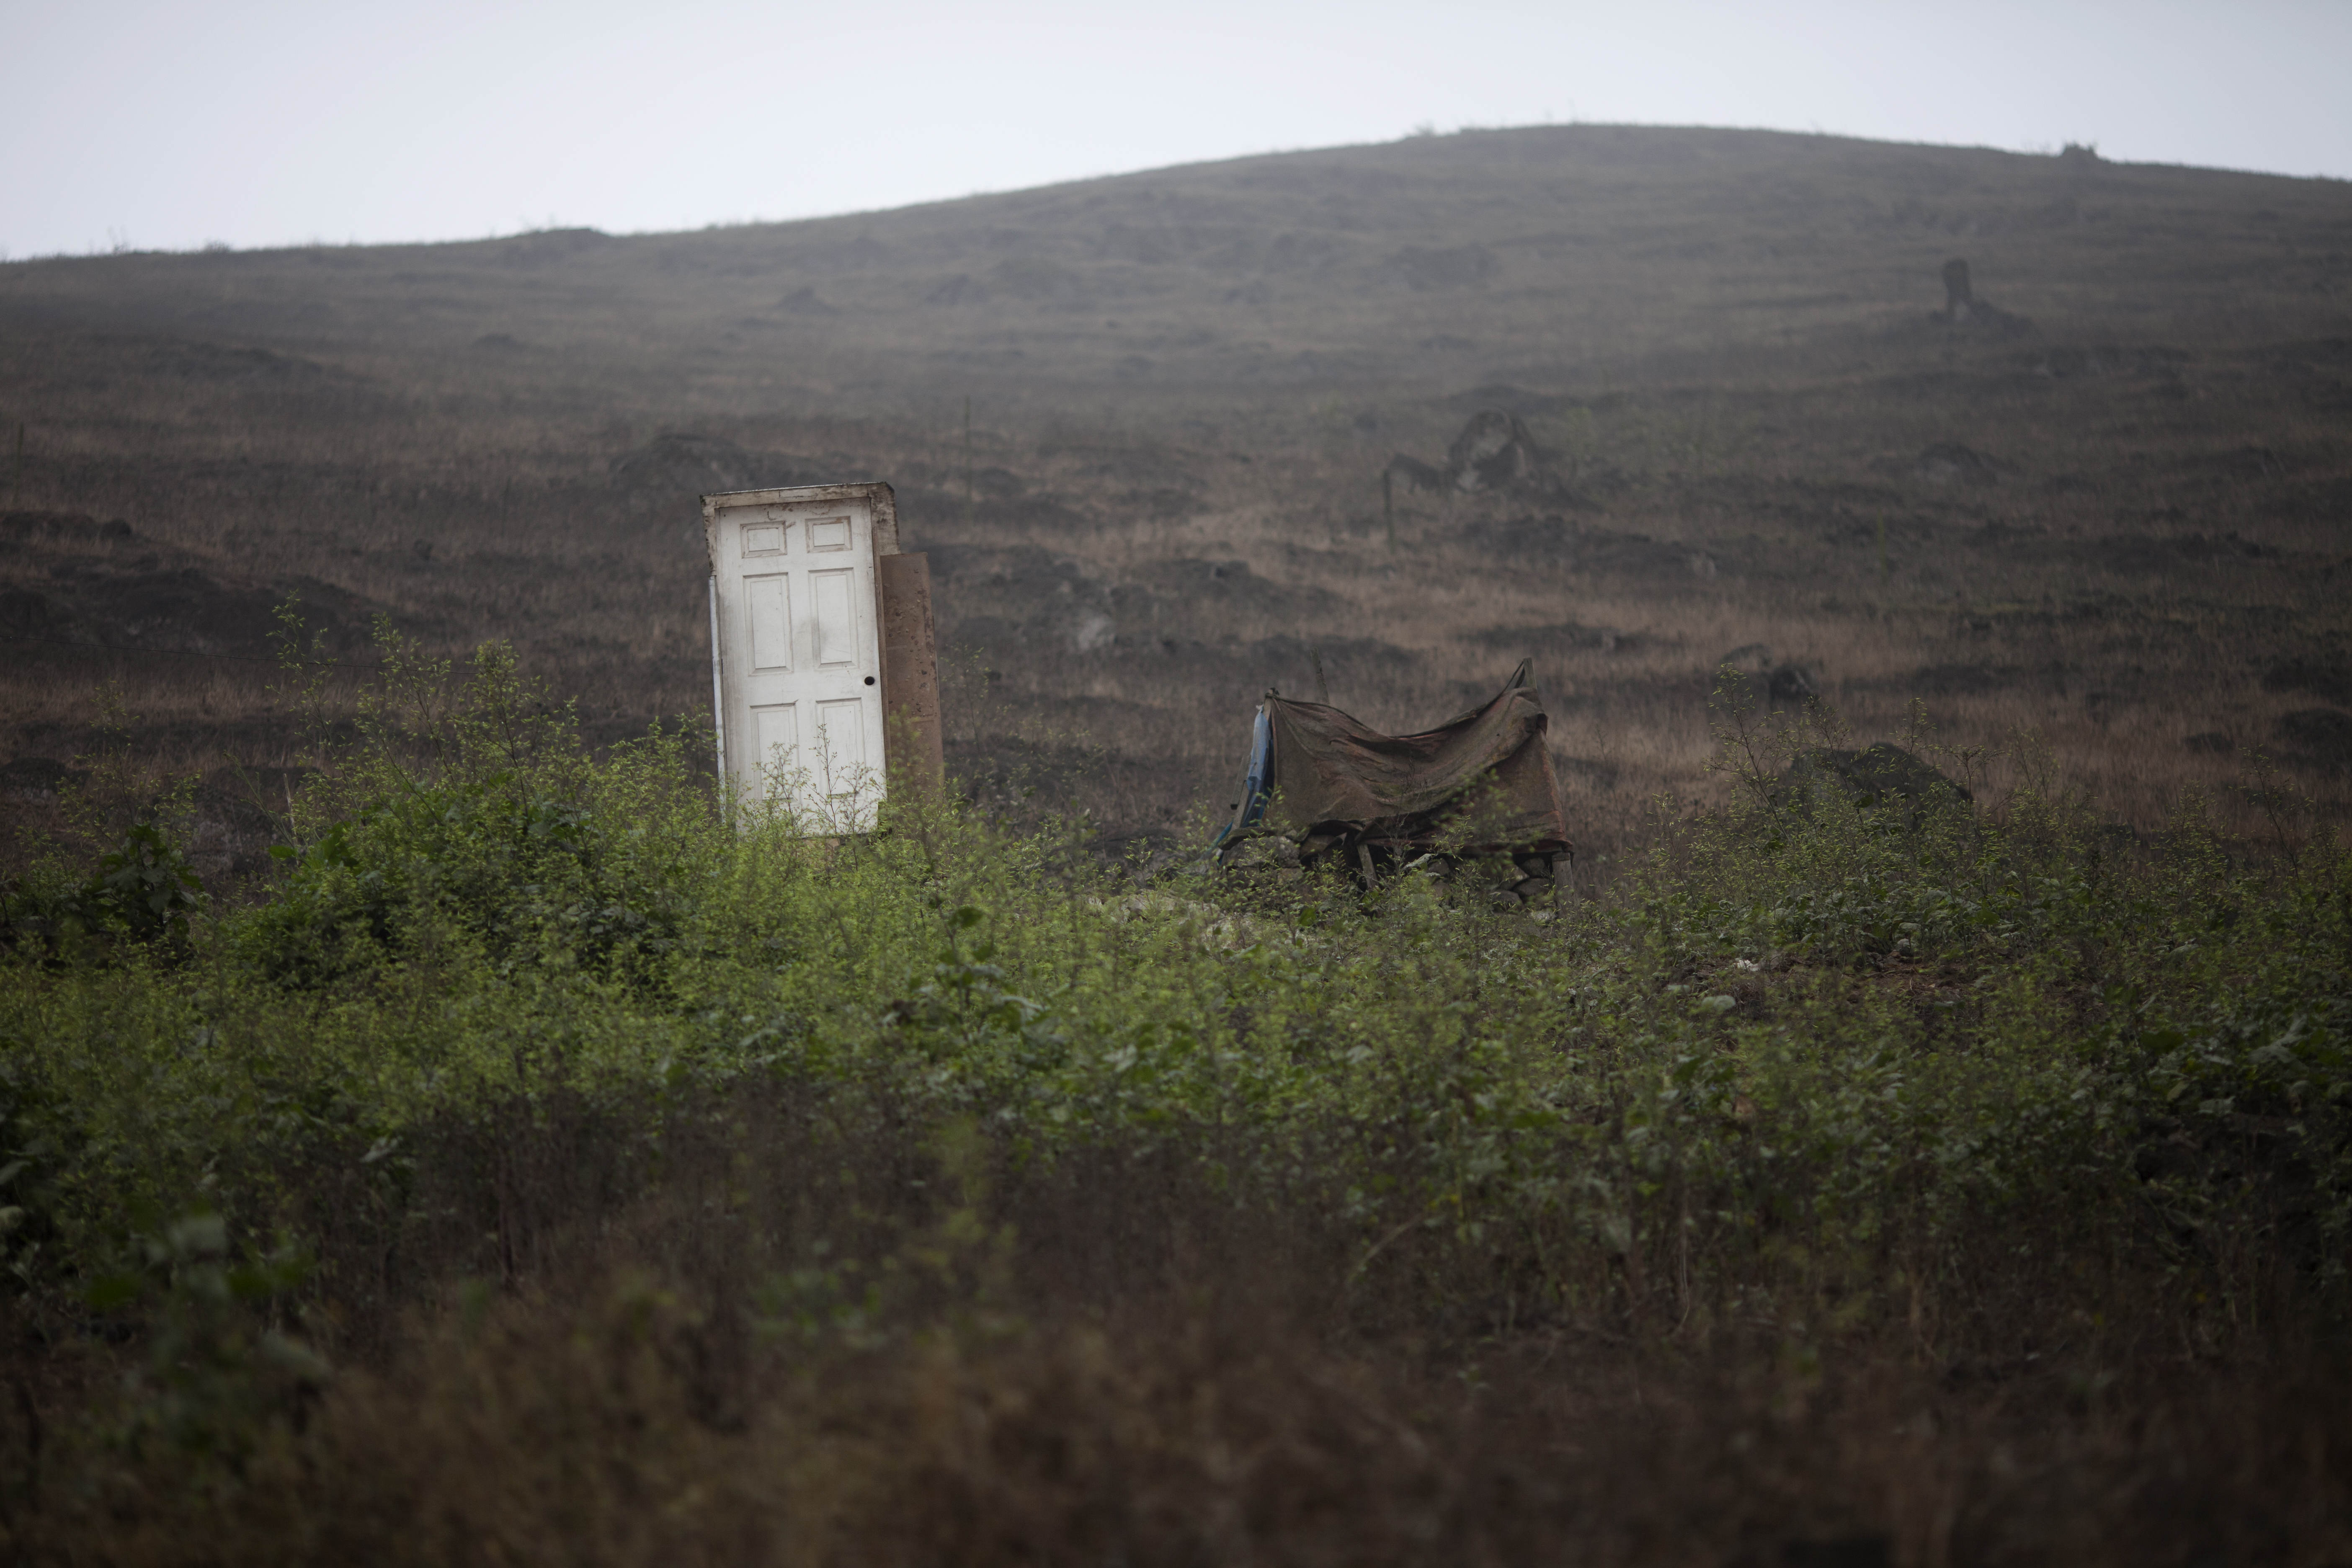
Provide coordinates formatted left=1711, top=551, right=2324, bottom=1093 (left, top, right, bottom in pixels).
left=1777, top=743, right=1970, bottom=826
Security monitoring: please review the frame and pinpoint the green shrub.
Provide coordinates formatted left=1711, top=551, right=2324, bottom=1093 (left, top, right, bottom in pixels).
left=0, top=644, right=2343, bottom=1360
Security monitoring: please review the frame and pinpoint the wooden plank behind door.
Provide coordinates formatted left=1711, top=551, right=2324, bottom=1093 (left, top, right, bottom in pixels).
left=878, top=552, right=945, bottom=797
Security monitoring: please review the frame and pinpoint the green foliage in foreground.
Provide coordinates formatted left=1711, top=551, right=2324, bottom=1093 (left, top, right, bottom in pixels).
left=0, top=646, right=2346, bottom=1342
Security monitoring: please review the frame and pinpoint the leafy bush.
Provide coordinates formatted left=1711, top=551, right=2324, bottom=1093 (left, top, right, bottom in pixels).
left=0, top=642, right=2346, bottom=1547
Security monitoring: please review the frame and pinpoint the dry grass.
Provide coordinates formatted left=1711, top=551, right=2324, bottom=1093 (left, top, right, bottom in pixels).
left=2, top=123, right=2347, bottom=879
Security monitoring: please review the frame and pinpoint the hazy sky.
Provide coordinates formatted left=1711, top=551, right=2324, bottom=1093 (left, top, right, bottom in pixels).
left=4, top=0, right=2346, bottom=259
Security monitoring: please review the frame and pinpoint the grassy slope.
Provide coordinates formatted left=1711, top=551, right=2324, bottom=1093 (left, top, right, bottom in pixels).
left=2, top=124, right=2348, bottom=877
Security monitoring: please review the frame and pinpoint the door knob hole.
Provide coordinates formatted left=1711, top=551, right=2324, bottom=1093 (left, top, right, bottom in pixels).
left=864, top=676, right=876, bottom=686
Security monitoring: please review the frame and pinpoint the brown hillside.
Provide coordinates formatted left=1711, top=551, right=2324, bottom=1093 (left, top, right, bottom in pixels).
left=3, top=124, right=2349, bottom=872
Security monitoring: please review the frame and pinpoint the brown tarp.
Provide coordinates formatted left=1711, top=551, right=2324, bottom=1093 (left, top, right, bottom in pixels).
left=1254, top=660, right=1571, bottom=856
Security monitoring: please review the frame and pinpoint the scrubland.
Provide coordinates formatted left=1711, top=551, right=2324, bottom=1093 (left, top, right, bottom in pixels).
left=0, top=124, right=2349, bottom=1560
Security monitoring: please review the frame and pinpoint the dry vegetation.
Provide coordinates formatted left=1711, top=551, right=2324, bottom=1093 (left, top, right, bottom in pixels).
left=3, top=124, right=2348, bottom=870
left=1, top=126, right=2350, bottom=1563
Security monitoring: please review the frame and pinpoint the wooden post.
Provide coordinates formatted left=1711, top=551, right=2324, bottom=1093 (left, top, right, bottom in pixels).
left=879, top=552, right=946, bottom=798
left=1942, top=258, right=1973, bottom=323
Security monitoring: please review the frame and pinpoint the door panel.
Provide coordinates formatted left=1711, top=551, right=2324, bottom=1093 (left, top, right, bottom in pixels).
left=752, top=702, right=799, bottom=787
left=746, top=575, right=793, bottom=673
left=810, top=569, right=858, bottom=670
left=815, top=698, right=866, bottom=795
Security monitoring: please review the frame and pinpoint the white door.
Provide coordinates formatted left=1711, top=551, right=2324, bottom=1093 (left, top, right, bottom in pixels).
left=714, top=496, right=887, bottom=829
